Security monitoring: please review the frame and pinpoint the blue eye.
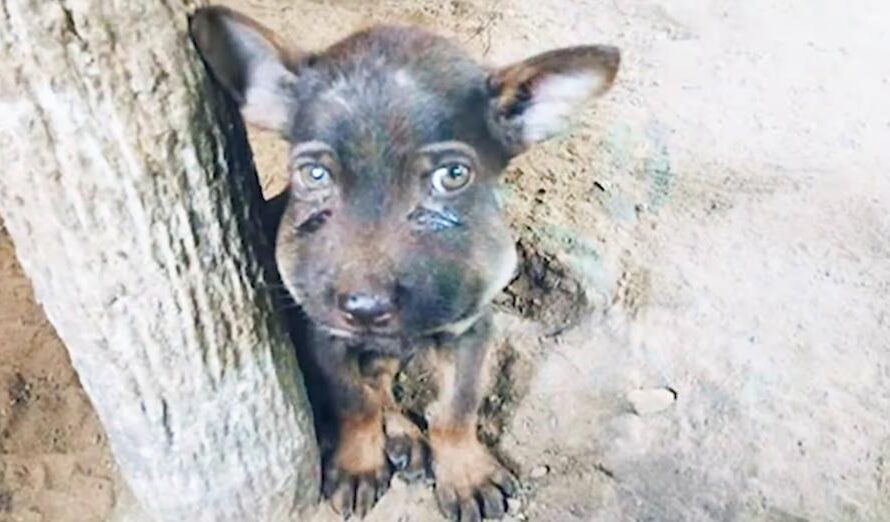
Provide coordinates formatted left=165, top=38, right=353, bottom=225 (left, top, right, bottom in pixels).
left=431, top=163, right=473, bottom=194
left=297, top=164, right=332, bottom=189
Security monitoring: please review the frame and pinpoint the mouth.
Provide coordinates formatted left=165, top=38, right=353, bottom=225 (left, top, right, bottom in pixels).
left=315, top=307, right=483, bottom=341
left=316, top=323, right=402, bottom=340
left=315, top=324, right=410, bottom=357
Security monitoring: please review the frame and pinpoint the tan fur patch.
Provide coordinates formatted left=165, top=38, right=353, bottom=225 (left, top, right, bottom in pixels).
left=425, top=340, right=498, bottom=428
left=364, top=357, right=426, bottom=442
left=383, top=410, right=421, bottom=438
left=335, top=410, right=387, bottom=474
left=424, top=348, right=457, bottom=424
left=429, top=424, right=500, bottom=493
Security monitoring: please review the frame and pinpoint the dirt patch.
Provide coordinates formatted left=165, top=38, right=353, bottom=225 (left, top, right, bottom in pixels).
left=6, top=373, right=30, bottom=411
left=392, top=327, right=536, bottom=452
left=0, top=225, right=120, bottom=522
left=497, top=238, right=592, bottom=334
left=0, top=487, right=12, bottom=513
left=476, top=337, right=534, bottom=450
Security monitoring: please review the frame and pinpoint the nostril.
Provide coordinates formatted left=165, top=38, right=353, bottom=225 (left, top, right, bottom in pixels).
left=337, top=292, right=395, bottom=326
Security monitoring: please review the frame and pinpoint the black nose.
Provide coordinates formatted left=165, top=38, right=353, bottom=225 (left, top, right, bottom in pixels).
left=337, top=292, right=395, bottom=327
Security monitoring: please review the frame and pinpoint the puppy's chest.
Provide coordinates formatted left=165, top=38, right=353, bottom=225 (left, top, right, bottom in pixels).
left=345, top=336, right=438, bottom=400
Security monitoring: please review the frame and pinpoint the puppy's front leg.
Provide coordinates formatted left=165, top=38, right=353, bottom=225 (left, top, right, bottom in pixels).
left=314, top=337, right=392, bottom=518
left=427, top=314, right=519, bottom=521
left=360, top=356, right=428, bottom=481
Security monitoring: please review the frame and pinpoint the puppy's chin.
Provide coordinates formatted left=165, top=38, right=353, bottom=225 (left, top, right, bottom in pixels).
left=316, top=324, right=363, bottom=339
left=314, top=320, right=402, bottom=339
left=319, top=327, right=411, bottom=357
left=363, top=336, right=411, bottom=357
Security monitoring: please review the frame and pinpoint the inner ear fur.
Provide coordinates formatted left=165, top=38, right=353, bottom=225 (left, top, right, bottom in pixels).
left=486, top=45, right=621, bottom=153
left=190, top=6, right=302, bottom=134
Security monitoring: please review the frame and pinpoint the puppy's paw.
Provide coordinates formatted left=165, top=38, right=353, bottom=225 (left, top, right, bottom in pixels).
left=323, top=415, right=391, bottom=519
left=383, top=411, right=429, bottom=482
left=430, top=428, right=519, bottom=521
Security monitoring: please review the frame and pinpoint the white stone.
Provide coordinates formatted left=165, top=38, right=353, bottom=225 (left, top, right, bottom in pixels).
left=627, top=387, right=676, bottom=415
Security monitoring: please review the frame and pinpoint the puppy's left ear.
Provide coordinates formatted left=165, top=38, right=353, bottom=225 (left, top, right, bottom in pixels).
left=486, top=45, right=620, bottom=154
left=189, top=6, right=303, bottom=134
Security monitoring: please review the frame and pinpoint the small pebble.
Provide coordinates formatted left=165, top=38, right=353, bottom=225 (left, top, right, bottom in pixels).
left=506, top=497, right=522, bottom=514
left=627, top=387, right=677, bottom=415
left=529, top=465, right=550, bottom=478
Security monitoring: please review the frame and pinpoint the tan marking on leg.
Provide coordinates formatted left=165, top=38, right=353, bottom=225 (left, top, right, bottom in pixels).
left=365, top=356, right=429, bottom=477
left=358, top=355, right=425, bottom=442
left=425, top=348, right=458, bottom=426
left=334, top=408, right=386, bottom=474
left=429, top=423, right=498, bottom=491
left=425, top=340, right=497, bottom=429
left=383, top=410, right=420, bottom=437
left=429, top=419, right=517, bottom=520
left=426, top=333, right=518, bottom=519
left=426, top=363, right=493, bottom=479
left=362, top=356, right=400, bottom=409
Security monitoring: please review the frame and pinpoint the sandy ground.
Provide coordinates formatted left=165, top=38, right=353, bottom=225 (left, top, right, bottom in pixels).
left=2, top=0, right=889, bottom=521
left=0, top=227, right=123, bottom=521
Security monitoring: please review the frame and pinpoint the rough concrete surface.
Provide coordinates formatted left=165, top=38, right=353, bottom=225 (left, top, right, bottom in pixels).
left=2, top=0, right=889, bottom=521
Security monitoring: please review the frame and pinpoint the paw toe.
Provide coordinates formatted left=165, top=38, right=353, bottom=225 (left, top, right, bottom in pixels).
left=435, top=481, right=515, bottom=521
left=323, top=461, right=392, bottom=519
left=459, top=498, right=482, bottom=522
left=374, top=466, right=392, bottom=500
left=490, top=467, right=520, bottom=496
left=385, top=435, right=411, bottom=469
left=478, top=483, right=507, bottom=519
left=385, top=434, right=429, bottom=481
left=354, top=476, right=377, bottom=518
left=435, top=486, right=461, bottom=521
left=329, top=478, right=355, bottom=518
left=433, top=465, right=519, bottom=520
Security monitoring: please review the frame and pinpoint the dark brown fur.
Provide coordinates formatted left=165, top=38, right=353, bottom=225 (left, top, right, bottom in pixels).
left=190, top=6, right=619, bottom=520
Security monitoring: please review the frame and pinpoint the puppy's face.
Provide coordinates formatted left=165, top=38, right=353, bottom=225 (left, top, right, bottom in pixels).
left=190, top=8, right=619, bottom=341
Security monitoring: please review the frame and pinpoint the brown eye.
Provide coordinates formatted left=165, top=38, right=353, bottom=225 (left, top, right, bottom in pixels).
left=296, top=163, right=332, bottom=190
left=430, top=163, right=473, bottom=194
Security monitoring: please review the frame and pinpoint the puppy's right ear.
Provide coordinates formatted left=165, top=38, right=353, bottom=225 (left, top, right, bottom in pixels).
left=190, top=6, right=301, bottom=134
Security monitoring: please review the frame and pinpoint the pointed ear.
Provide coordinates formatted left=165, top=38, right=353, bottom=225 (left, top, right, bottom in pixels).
left=486, top=45, right=620, bottom=153
left=189, top=6, right=302, bottom=134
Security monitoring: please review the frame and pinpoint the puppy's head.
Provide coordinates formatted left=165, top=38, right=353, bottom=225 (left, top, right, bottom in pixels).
left=190, top=7, right=619, bottom=340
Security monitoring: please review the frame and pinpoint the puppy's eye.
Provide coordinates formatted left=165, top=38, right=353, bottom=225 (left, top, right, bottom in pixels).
left=296, top=164, right=332, bottom=190
left=430, top=163, right=473, bottom=194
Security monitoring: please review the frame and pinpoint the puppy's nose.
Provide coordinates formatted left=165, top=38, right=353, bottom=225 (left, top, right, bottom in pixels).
left=338, top=292, right=395, bottom=327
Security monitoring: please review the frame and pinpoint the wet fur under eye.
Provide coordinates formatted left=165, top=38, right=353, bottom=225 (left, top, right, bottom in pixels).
left=297, top=209, right=332, bottom=235
left=407, top=206, right=463, bottom=231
